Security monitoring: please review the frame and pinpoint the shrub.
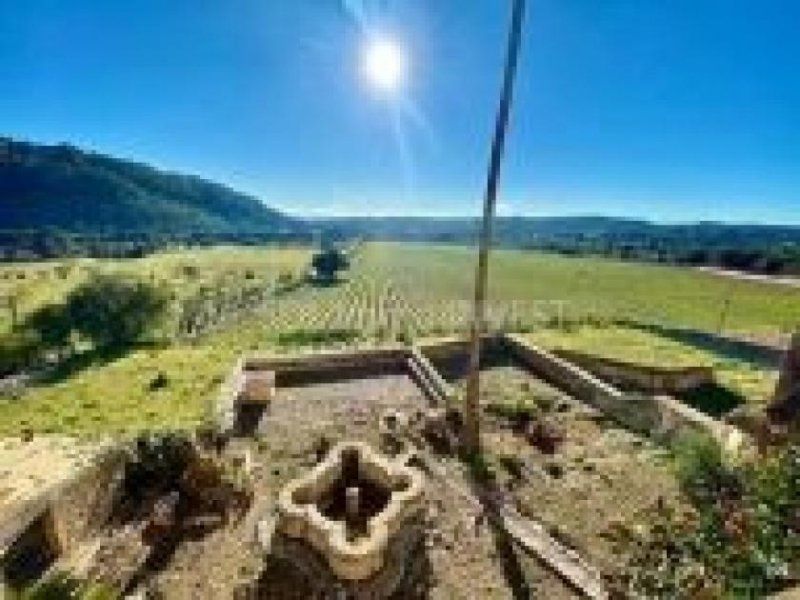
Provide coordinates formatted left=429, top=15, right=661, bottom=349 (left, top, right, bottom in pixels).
left=277, top=328, right=360, bottom=348
left=311, top=248, right=349, bottom=284
left=26, top=303, right=72, bottom=358
left=53, top=264, right=72, bottom=280
left=66, top=273, right=171, bottom=349
left=673, top=430, right=742, bottom=505
left=611, top=435, right=800, bottom=598
left=0, top=330, right=39, bottom=376
left=148, top=371, right=170, bottom=391
left=276, top=269, right=294, bottom=287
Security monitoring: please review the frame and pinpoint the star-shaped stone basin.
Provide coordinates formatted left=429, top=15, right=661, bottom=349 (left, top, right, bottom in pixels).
left=276, top=441, right=424, bottom=581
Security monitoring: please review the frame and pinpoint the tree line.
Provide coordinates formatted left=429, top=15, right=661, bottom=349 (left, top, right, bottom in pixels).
left=0, top=230, right=310, bottom=262
left=319, top=217, right=800, bottom=277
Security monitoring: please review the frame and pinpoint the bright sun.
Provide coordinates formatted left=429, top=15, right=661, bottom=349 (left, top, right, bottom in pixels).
left=362, top=37, right=407, bottom=93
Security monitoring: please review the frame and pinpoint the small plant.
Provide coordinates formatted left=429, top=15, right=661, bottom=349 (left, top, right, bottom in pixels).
left=53, top=265, right=72, bottom=280
left=485, top=399, right=537, bottom=432
left=20, top=572, right=118, bottom=600
left=672, top=430, right=741, bottom=505
left=606, top=499, right=721, bottom=598
left=148, top=371, right=170, bottom=391
left=497, top=453, right=524, bottom=480
left=395, top=329, right=413, bottom=345
left=464, top=450, right=497, bottom=484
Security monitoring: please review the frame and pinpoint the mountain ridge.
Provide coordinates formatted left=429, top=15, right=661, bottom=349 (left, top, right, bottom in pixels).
left=0, top=138, right=304, bottom=236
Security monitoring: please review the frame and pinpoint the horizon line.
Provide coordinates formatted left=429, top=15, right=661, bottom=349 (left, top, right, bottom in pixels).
left=295, top=212, right=800, bottom=228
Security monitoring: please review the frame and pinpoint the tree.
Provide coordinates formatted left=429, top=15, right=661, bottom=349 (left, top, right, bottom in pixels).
left=27, top=303, right=73, bottom=360
left=311, top=248, right=350, bottom=284
left=66, top=273, right=170, bottom=349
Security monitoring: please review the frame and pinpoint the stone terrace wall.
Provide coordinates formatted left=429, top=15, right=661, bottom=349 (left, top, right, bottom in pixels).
left=246, top=347, right=409, bottom=387
left=1, top=443, right=124, bottom=560
left=48, top=448, right=124, bottom=555
left=502, top=334, right=747, bottom=453
left=553, top=348, right=714, bottom=394
left=223, top=334, right=747, bottom=453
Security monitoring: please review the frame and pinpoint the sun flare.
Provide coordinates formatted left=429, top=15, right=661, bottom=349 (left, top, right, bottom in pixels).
left=362, top=37, right=407, bottom=92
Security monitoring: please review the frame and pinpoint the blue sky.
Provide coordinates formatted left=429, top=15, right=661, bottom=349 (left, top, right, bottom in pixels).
left=2, top=0, right=799, bottom=223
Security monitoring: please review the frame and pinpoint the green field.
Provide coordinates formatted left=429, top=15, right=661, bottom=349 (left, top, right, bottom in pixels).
left=1, top=242, right=796, bottom=437
left=0, top=245, right=311, bottom=331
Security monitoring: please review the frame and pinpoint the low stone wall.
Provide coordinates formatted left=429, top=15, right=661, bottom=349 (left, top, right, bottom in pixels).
left=503, top=334, right=627, bottom=413
left=1, top=442, right=124, bottom=566
left=48, top=448, right=124, bottom=557
left=245, top=347, right=409, bottom=374
left=502, top=334, right=746, bottom=453
left=553, top=348, right=714, bottom=394
left=221, top=335, right=746, bottom=454
left=247, top=347, right=409, bottom=387
left=215, top=358, right=245, bottom=437
left=262, top=521, right=426, bottom=599
left=407, top=348, right=455, bottom=408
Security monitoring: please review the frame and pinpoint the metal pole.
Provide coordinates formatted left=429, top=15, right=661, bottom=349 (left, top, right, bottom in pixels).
left=463, top=0, right=527, bottom=454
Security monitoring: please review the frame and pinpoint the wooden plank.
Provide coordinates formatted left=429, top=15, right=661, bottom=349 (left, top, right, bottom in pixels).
left=413, top=450, right=608, bottom=600
left=496, top=504, right=608, bottom=600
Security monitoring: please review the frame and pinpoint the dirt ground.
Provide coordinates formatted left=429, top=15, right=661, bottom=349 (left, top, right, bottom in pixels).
left=3, top=366, right=684, bottom=598
left=465, top=366, right=683, bottom=577
left=143, top=373, right=581, bottom=599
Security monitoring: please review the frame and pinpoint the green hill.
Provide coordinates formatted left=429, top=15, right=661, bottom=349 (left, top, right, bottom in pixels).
left=0, top=138, right=304, bottom=235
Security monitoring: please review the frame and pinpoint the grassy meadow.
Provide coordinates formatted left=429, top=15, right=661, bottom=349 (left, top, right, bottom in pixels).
left=0, top=242, right=797, bottom=437
left=0, top=245, right=311, bottom=332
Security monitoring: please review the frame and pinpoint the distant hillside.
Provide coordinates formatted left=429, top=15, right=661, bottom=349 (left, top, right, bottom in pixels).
left=315, top=215, right=657, bottom=243
left=316, top=215, right=800, bottom=246
left=317, top=216, right=800, bottom=275
left=0, top=138, right=304, bottom=236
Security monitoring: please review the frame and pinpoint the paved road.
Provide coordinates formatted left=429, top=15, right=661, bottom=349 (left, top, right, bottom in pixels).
left=696, top=266, right=800, bottom=289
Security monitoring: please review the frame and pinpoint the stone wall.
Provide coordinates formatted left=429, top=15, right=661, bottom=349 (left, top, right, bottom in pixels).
left=553, top=348, right=714, bottom=394
left=767, top=332, right=800, bottom=424
left=222, top=334, right=746, bottom=453
left=1, top=443, right=124, bottom=579
left=215, top=358, right=245, bottom=437
left=502, top=334, right=747, bottom=453
left=48, top=447, right=124, bottom=556
left=265, top=521, right=426, bottom=599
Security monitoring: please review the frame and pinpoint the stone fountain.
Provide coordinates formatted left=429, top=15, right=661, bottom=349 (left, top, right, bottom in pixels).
left=262, top=441, right=426, bottom=598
